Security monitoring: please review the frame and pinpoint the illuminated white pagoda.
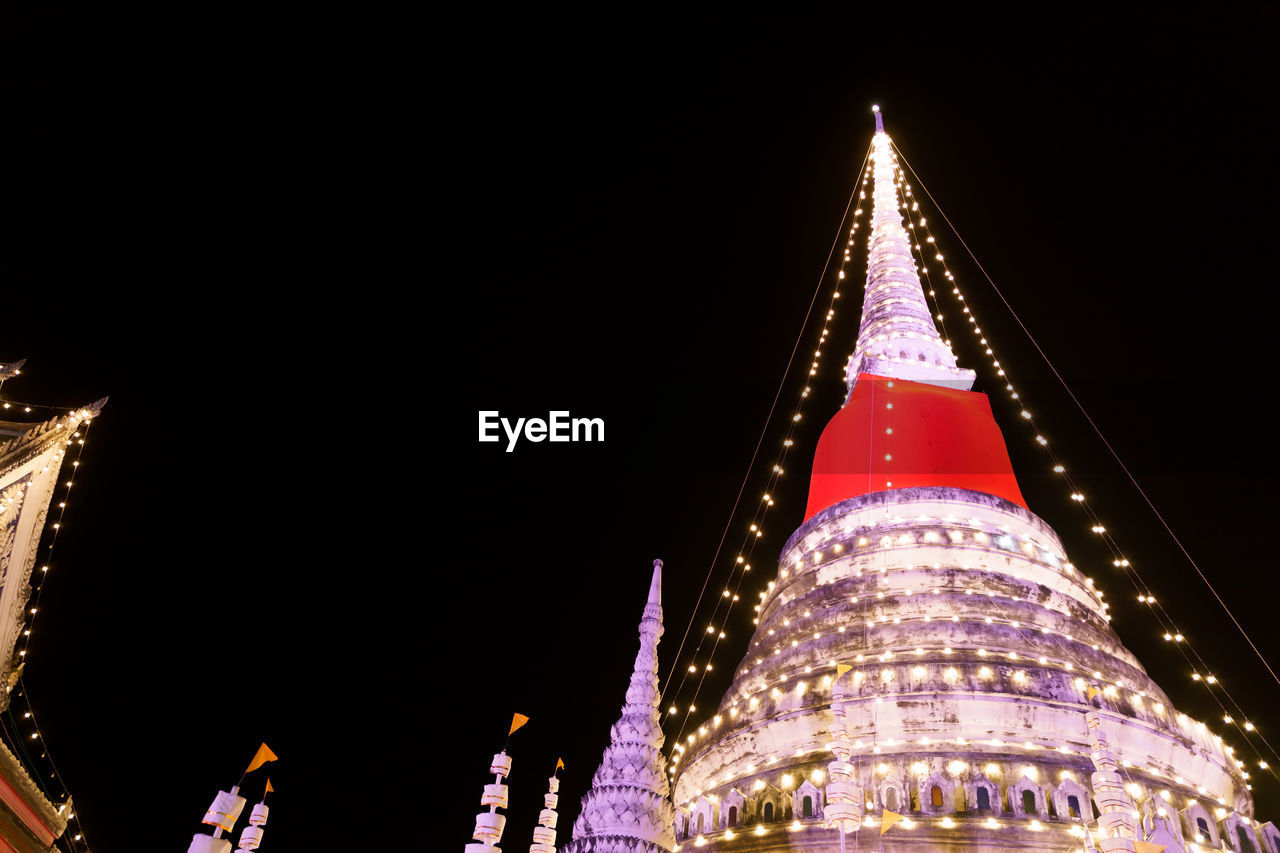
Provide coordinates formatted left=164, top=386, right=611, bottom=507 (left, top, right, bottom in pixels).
left=666, top=114, right=1275, bottom=852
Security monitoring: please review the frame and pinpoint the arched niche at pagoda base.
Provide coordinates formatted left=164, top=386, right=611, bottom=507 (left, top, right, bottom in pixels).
left=1256, top=820, right=1280, bottom=853
left=719, top=789, right=748, bottom=830
left=688, top=796, right=715, bottom=837
left=673, top=807, right=689, bottom=840
left=793, top=779, right=824, bottom=820
left=916, top=770, right=955, bottom=815
left=878, top=776, right=906, bottom=814
left=1182, top=801, right=1222, bottom=847
left=963, top=776, right=999, bottom=814
left=1222, top=812, right=1262, bottom=853
left=1051, top=777, right=1090, bottom=821
left=754, top=782, right=785, bottom=824
left=1008, top=774, right=1047, bottom=819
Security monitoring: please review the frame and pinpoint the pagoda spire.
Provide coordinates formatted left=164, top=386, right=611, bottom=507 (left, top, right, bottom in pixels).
left=563, top=561, right=674, bottom=853
left=843, top=108, right=975, bottom=397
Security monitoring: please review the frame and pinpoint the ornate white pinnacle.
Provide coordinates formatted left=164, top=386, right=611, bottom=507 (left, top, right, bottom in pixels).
left=823, top=671, right=863, bottom=835
left=844, top=119, right=975, bottom=397
left=529, top=772, right=562, bottom=853
left=466, top=752, right=514, bottom=853
left=563, top=561, right=674, bottom=853
left=1085, top=710, right=1138, bottom=853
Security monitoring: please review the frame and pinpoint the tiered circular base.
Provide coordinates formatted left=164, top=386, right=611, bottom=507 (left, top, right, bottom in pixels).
left=670, top=488, right=1251, bottom=851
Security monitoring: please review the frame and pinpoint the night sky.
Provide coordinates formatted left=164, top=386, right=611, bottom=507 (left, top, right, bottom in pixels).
left=4, top=8, right=1280, bottom=850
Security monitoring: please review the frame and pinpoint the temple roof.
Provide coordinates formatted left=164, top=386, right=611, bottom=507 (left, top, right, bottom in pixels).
left=0, top=399, right=106, bottom=478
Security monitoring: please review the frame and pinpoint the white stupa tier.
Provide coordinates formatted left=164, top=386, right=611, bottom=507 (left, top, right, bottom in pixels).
left=671, top=488, right=1263, bottom=850
left=562, top=562, right=675, bottom=853
left=843, top=129, right=975, bottom=396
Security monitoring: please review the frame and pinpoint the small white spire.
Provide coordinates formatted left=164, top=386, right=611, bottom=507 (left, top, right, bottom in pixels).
left=563, top=563, right=675, bottom=853
left=872, top=104, right=883, bottom=134
left=1084, top=709, right=1138, bottom=850
left=647, top=559, right=662, bottom=609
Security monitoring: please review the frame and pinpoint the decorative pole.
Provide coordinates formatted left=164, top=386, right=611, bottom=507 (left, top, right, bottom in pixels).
left=529, top=759, right=564, bottom=853
left=466, top=713, right=530, bottom=853
left=236, top=781, right=271, bottom=851
left=1085, top=706, right=1138, bottom=853
left=187, top=744, right=277, bottom=853
left=824, top=665, right=863, bottom=853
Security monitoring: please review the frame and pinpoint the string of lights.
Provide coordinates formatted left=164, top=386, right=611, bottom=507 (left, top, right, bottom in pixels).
left=657, top=152, right=870, bottom=701
left=895, top=143, right=1280, bottom=692
left=1, top=399, right=74, bottom=415
left=885, top=141, right=1280, bottom=789
left=893, top=138, right=1279, bottom=674
left=670, top=157, right=892, bottom=771
left=660, top=145, right=874, bottom=746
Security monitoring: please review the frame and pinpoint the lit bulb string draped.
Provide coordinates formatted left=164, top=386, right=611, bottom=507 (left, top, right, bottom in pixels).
left=887, top=142, right=1280, bottom=781
left=668, top=168, right=888, bottom=772
left=7, top=685, right=89, bottom=853
left=657, top=146, right=870, bottom=704
left=887, top=144, right=1280, bottom=786
left=0, top=398, right=76, bottom=415
left=884, top=145, right=1280, bottom=788
left=0, top=417, right=95, bottom=852
left=892, top=135, right=1280, bottom=690
left=664, top=155, right=871, bottom=751
left=1, top=400, right=44, bottom=415
left=661, top=145, right=874, bottom=752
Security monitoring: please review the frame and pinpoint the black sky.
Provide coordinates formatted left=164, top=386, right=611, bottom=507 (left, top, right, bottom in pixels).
left=4, top=7, right=1280, bottom=850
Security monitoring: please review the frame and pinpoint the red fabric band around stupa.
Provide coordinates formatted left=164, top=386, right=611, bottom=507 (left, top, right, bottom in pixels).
left=804, top=373, right=1027, bottom=520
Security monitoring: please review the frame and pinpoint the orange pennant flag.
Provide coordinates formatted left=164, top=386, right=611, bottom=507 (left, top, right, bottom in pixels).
left=245, top=743, right=278, bottom=774
left=1086, top=686, right=1100, bottom=702
left=1134, top=842, right=1166, bottom=853
left=880, top=810, right=904, bottom=835
left=509, top=713, right=530, bottom=735
left=265, top=779, right=274, bottom=794
left=836, top=664, right=853, bottom=679
left=555, top=757, right=565, bottom=772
